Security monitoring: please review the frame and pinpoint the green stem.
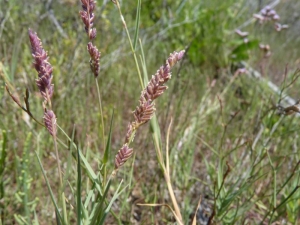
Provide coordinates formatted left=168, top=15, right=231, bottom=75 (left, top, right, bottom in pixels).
left=53, top=136, right=67, bottom=224
left=115, top=0, right=144, bottom=89
left=273, top=169, right=277, bottom=209
left=95, top=78, right=105, bottom=150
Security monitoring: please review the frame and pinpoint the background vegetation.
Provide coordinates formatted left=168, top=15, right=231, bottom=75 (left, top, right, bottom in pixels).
left=1, top=0, right=300, bottom=224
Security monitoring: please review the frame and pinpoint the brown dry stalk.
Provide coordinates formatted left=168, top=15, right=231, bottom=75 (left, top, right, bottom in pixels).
left=114, top=50, right=185, bottom=170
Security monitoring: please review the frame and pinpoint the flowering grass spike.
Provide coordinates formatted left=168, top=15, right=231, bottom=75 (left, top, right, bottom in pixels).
left=28, top=29, right=54, bottom=104
left=80, top=0, right=101, bottom=78
left=114, top=50, right=185, bottom=170
left=80, top=0, right=96, bottom=40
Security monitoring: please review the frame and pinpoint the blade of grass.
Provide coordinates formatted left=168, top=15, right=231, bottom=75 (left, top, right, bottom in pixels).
left=57, top=124, right=101, bottom=189
left=114, top=0, right=144, bottom=89
left=103, top=110, right=114, bottom=164
left=89, top=179, right=112, bottom=224
left=95, top=78, right=105, bottom=151
left=22, top=133, right=32, bottom=224
left=102, top=110, right=114, bottom=185
left=165, top=119, right=183, bottom=223
left=139, top=39, right=148, bottom=87
left=77, top=145, right=82, bottom=225
left=34, top=151, right=64, bottom=225
left=118, top=152, right=136, bottom=221
left=55, top=210, right=62, bottom=225
left=10, top=33, right=25, bottom=82
left=98, top=180, right=126, bottom=225
left=84, top=189, right=94, bottom=209
left=192, top=196, right=202, bottom=225
left=133, top=0, right=141, bottom=50
left=63, top=125, right=76, bottom=191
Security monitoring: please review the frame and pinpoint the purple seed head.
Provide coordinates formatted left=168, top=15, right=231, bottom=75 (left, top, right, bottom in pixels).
left=28, top=29, right=54, bottom=103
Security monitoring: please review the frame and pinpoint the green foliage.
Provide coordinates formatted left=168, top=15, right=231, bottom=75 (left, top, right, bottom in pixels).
left=230, top=40, right=260, bottom=62
left=1, top=0, right=300, bottom=224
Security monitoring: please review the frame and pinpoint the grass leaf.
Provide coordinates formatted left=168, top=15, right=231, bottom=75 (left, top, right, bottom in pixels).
left=35, top=151, right=64, bottom=225
left=103, top=110, right=114, bottom=165
left=133, top=0, right=141, bottom=50
left=77, top=145, right=82, bottom=225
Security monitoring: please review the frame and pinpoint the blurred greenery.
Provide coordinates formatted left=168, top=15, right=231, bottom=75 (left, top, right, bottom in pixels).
left=1, top=0, right=300, bottom=224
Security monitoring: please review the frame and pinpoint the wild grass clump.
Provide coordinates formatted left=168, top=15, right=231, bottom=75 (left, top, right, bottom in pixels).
left=4, top=0, right=186, bottom=223
left=1, top=0, right=300, bottom=224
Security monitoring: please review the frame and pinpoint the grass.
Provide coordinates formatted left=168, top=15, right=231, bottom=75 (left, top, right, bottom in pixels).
left=1, top=0, right=300, bottom=224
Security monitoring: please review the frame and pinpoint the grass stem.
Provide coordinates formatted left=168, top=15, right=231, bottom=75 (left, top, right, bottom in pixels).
left=53, top=136, right=68, bottom=224
left=114, top=0, right=144, bottom=89
left=95, top=78, right=105, bottom=151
